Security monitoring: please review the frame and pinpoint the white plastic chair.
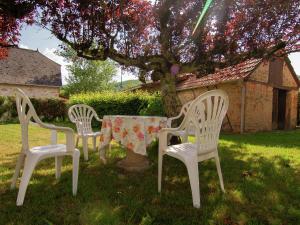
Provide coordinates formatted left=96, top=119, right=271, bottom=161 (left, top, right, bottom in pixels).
left=158, top=89, right=229, bottom=208
left=167, top=100, right=194, bottom=143
left=68, top=104, right=102, bottom=161
left=11, top=88, right=80, bottom=206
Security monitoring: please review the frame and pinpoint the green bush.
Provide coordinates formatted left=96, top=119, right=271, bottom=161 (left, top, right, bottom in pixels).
left=0, top=96, right=67, bottom=122
left=0, top=91, right=164, bottom=123
left=0, top=96, right=17, bottom=121
left=30, top=98, right=67, bottom=121
left=69, top=91, right=165, bottom=119
left=139, top=93, right=165, bottom=116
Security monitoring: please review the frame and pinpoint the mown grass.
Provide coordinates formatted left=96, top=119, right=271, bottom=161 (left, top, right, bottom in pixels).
left=0, top=123, right=300, bottom=225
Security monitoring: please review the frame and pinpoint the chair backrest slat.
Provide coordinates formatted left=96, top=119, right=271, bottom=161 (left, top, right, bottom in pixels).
left=179, top=90, right=229, bottom=154
left=181, top=100, right=193, bottom=117
left=15, top=88, right=43, bottom=153
left=68, top=104, right=98, bottom=135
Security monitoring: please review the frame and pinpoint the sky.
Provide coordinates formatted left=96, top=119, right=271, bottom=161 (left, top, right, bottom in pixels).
left=20, top=24, right=300, bottom=84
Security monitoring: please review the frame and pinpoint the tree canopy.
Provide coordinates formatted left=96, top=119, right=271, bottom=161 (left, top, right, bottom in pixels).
left=37, top=0, right=300, bottom=115
left=36, top=0, right=300, bottom=74
left=1, top=0, right=300, bottom=115
left=0, top=0, right=35, bottom=58
left=57, top=44, right=117, bottom=96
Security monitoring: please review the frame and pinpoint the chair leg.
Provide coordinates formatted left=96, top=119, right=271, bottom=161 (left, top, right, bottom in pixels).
left=16, top=156, right=39, bottom=206
left=215, top=154, right=225, bottom=192
left=82, top=136, right=88, bottom=161
left=72, top=150, right=80, bottom=196
left=93, top=136, right=97, bottom=151
left=75, top=136, right=79, bottom=148
left=55, top=156, right=63, bottom=179
left=11, top=153, right=26, bottom=189
left=158, top=152, right=163, bottom=193
left=186, top=160, right=200, bottom=208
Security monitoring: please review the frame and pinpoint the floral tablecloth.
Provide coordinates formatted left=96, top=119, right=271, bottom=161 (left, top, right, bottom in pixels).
left=98, top=115, right=167, bottom=160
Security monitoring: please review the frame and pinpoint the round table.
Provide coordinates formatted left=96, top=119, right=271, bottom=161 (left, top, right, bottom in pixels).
left=98, top=115, right=168, bottom=172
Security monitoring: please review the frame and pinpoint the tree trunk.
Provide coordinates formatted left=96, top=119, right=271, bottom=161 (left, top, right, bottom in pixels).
left=160, top=73, right=181, bottom=117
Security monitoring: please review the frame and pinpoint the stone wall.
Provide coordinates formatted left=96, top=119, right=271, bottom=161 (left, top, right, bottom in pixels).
left=244, top=60, right=298, bottom=132
left=282, top=62, right=298, bottom=88
left=248, top=62, right=269, bottom=83
left=285, top=90, right=298, bottom=129
left=244, top=82, right=273, bottom=132
left=0, top=83, right=60, bottom=98
left=177, top=82, right=243, bottom=133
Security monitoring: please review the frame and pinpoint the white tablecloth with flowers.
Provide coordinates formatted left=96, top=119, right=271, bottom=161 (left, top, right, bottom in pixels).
left=98, top=115, right=167, bottom=161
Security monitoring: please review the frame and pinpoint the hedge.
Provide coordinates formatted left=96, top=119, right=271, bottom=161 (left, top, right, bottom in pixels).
left=0, top=96, right=67, bottom=122
left=0, top=91, right=165, bottom=123
left=69, top=91, right=165, bottom=119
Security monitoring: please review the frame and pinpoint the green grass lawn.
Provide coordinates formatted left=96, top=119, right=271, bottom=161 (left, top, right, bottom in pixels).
left=0, top=123, right=300, bottom=225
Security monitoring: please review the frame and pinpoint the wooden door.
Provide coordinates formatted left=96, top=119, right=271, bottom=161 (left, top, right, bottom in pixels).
left=272, top=88, right=287, bottom=130
left=277, top=89, right=286, bottom=130
left=272, top=89, right=278, bottom=129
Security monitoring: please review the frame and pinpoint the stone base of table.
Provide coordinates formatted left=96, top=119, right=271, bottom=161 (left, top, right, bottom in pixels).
left=117, top=149, right=150, bottom=172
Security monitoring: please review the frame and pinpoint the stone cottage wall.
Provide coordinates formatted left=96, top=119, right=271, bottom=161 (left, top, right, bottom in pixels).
left=282, top=62, right=298, bottom=88
left=245, top=60, right=299, bottom=132
left=244, top=82, right=273, bottom=132
left=177, top=81, right=243, bottom=133
left=285, top=90, right=298, bottom=129
left=0, top=83, right=60, bottom=98
left=248, top=61, right=269, bottom=83
left=282, top=62, right=299, bottom=129
left=245, top=62, right=273, bottom=132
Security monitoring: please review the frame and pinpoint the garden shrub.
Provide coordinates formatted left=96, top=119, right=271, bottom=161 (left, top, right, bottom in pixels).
left=0, top=91, right=164, bottom=123
left=0, top=96, right=17, bottom=121
left=138, top=93, right=165, bottom=116
left=0, top=96, right=67, bottom=122
left=30, top=98, right=67, bottom=121
left=69, top=91, right=165, bottom=119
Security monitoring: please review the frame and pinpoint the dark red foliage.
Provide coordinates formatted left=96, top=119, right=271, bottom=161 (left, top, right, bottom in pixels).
left=36, top=0, right=300, bottom=78
left=0, top=12, right=18, bottom=59
left=0, top=0, right=35, bottom=59
left=39, top=0, right=155, bottom=60
left=1, top=0, right=299, bottom=116
left=1, top=1, right=300, bottom=76
left=0, top=0, right=37, bottom=59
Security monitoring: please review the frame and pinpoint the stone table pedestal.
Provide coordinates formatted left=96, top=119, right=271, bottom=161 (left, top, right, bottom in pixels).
left=117, top=149, right=150, bottom=172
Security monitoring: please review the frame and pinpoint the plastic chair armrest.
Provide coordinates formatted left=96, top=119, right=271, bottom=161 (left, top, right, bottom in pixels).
left=35, top=122, right=75, bottom=152
left=167, top=112, right=183, bottom=127
left=95, top=116, right=103, bottom=122
left=160, top=127, right=183, bottom=136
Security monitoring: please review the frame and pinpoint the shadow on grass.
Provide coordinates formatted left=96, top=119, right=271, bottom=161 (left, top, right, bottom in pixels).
left=0, top=137, right=300, bottom=225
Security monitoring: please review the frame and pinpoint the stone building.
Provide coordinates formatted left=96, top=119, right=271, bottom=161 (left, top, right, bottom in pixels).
left=0, top=47, right=62, bottom=98
left=131, top=57, right=299, bottom=133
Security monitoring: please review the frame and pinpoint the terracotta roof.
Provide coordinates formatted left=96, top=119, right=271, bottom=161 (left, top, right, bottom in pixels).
left=176, top=58, right=262, bottom=90
left=0, top=47, right=62, bottom=87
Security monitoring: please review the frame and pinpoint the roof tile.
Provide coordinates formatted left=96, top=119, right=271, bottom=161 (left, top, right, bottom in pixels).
left=177, top=58, right=262, bottom=90
left=0, top=47, right=62, bottom=87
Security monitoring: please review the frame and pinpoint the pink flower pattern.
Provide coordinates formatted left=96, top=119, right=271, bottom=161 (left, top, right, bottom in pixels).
left=137, top=132, right=144, bottom=141
left=99, top=115, right=167, bottom=156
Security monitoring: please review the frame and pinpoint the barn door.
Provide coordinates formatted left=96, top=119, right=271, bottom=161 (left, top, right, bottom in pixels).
left=277, top=89, right=287, bottom=129
left=272, top=89, right=278, bottom=129
left=272, top=88, right=287, bottom=130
